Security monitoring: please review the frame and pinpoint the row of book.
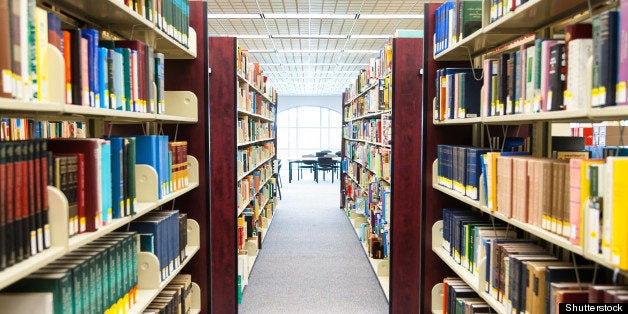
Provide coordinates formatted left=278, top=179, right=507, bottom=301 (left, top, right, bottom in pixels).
left=441, top=208, right=628, bottom=314
left=236, top=47, right=277, bottom=104
left=134, top=136, right=189, bottom=199
left=0, top=140, right=52, bottom=270
left=439, top=8, right=628, bottom=121
left=343, top=43, right=392, bottom=100
left=144, top=274, right=193, bottom=314
left=344, top=114, right=392, bottom=146
left=237, top=199, right=274, bottom=252
left=122, top=0, right=191, bottom=48
left=433, top=0, right=482, bottom=55
left=237, top=85, right=276, bottom=119
left=343, top=77, right=392, bottom=117
left=434, top=68, right=483, bottom=121
left=128, top=211, right=188, bottom=282
left=0, top=118, right=86, bottom=141
left=239, top=179, right=276, bottom=223
left=237, top=115, right=274, bottom=144
left=237, top=143, right=275, bottom=178
left=237, top=163, right=274, bottom=209
left=436, top=140, right=530, bottom=200
left=345, top=142, right=391, bottom=181
left=488, top=0, right=530, bottom=24
left=3, top=232, right=139, bottom=314
left=441, top=277, right=491, bottom=314
left=0, top=8, right=168, bottom=115
left=344, top=177, right=390, bottom=259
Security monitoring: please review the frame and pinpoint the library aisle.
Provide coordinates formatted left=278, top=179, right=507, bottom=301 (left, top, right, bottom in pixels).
left=239, top=175, right=388, bottom=313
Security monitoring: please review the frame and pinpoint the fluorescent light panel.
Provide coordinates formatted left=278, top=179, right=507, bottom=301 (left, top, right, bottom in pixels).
left=207, top=13, right=423, bottom=20
left=260, top=63, right=368, bottom=66
left=247, top=49, right=380, bottom=53
left=213, top=34, right=392, bottom=39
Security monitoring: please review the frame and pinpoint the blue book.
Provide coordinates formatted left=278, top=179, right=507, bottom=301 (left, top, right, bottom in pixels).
left=159, top=135, right=169, bottom=197
left=128, top=217, right=166, bottom=280
left=460, top=71, right=483, bottom=118
left=81, top=29, right=99, bottom=107
left=466, top=148, right=491, bottom=200
left=112, top=49, right=124, bottom=110
left=480, top=153, right=489, bottom=202
left=135, top=135, right=162, bottom=198
left=100, top=140, right=112, bottom=223
left=98, top=47, right=109, bottom=108
left=107, top=137, right=125, bottom=219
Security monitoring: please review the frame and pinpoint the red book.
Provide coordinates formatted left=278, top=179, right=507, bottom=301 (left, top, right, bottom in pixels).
left=76, top=153, right=85, bottom=233
left=63, top=31, right=72, bottom=104
left=13, top=142, right=24, bottom=262
left=48, top=139, right=102, bottom=232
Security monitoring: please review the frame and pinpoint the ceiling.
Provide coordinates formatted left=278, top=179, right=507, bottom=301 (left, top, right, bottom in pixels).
left=207, top=0, right=426, bottom=96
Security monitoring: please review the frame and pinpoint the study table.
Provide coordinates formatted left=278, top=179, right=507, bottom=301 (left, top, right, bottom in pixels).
left=287, top=156, right=341, bottom=183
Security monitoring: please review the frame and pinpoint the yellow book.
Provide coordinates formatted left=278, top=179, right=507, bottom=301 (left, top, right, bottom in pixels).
left=486, top=152, right=500, bottom=211
left=577, top=159, right=604, bottom=246
left=611, top=157, right=628, bottom=269
left=34, top=7, right=48, bottom=101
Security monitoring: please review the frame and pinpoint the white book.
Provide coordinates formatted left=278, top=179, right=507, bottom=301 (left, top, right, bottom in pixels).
left=566, top=39, right=593, bottom=111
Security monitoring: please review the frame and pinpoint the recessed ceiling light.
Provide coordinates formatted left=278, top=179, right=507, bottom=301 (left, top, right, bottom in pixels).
left=271, top=34, right=347, bottom=39
left=207, top=13, right=261, bottom=19
left=263, top=13, right=356, bottom=19
left=358, top=14, right=424, bottom=19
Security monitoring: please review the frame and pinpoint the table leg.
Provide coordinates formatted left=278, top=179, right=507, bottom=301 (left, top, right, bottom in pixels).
left=289, top=161, right=293, bottom=183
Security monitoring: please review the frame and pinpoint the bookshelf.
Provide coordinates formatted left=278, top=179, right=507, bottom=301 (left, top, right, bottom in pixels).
left=0, top=1, right=203, bottom=312
left=39, top=0, right=197, bottom=59
left=425, top=1, right=628, bottom=312
left=339, top=38, right=425, bottom=310
left=207, top=36, right=279, bottom=311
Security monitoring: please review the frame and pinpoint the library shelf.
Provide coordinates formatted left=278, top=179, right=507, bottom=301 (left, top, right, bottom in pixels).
left=237, top=156, right=275, bottom=182
left=432, top=221, right=506, bottom=314
left=350, top=159, right=389, bottom=183
left=244, top=215, right=275, bottom=277
left=433, top=117, right=482, bottom=126
left=431, top=159, right=584, bottom=255
left=237, top=138, right=274, bottom=147
left=63, top=105, right=157, bottom=121
left=41, top=0, right=197, bottom=59
left=347, top=215, right=390, bottom=301
left=236, top=74, right=276, bottom=105
left=237, top=109, right=274, bottom=122
left=589, top=105, right=628, bottom=120
left=346, top=110, right=392, bottom=123
left=0, top=98, right=62, bottom=113
left=434, top=0, right=606, bottom=61
left=344, top=137, right=391, bottom=148
left=481, top=109, right=590, bottom=124
left=346, top=172, right=366, bottom=190
left=236, top=176, right=275, bottom=217
left=130, top=219, right=201, bottom=314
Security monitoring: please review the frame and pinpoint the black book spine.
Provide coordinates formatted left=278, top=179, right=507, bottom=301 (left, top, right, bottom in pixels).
left=0, top=143, right=6, bottom=270
left=5, top=143, right=14, bottom=266
left=548, top=44, right=566, bottom=111
left=27, top=141, right=36, bottom=256
left=14, top=142, right=24, bottom=262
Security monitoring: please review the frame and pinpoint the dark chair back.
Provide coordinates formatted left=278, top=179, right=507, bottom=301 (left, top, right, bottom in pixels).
left=317, top=157, right=335, bottom=167
left=315, top=151, right=327, bottom=157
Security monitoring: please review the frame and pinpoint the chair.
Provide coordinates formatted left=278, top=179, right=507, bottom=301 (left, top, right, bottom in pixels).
left=298, top=159, right=317, bottom=180
left=316, top=157, right=337, bottom=183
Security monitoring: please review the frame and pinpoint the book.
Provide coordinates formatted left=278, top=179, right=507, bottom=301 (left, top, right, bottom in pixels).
left=618, top=0, right=628, bottom=106
left=609, top=157, right=628, bottom=269
left=592, top=11, right=619, bottom=107
left=48, top=139, right=104, bottom=231
left=547, top=43, right=565, bottom=111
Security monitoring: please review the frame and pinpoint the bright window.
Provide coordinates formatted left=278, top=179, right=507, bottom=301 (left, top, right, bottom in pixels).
left=277, top=106, right=342, bottom=160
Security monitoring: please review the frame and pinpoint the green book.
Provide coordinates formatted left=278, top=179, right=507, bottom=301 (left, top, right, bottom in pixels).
left=65, top=251, right=102, bottom=313
left=46, top=259, right=88, bottom=314
left=115, top=48, right=132, bottom=111
left=126, top=137, right=136, bottom=215
left=7, top=270, right=73, bottom=314
left=91, top=238, right=122, bottom=304
left=459, top=1, right=482, bottom=40
left=76, top=247, right=109, bottom=313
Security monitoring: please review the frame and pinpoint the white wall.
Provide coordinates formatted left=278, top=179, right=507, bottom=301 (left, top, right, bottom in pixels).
left=278, top=95, right=343, bottom=113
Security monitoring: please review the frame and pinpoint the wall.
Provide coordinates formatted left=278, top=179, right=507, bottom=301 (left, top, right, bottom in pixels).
left=278, top=95, right=342, bottom=113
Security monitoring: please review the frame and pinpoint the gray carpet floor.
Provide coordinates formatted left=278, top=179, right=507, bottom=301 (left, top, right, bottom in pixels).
left=239, top=171, right=389, bottom=313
